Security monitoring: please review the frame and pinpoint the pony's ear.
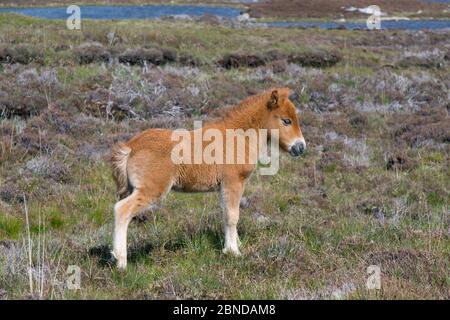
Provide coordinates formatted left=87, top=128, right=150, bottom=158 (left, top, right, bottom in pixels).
left=267, top=90, right=279, bottom=110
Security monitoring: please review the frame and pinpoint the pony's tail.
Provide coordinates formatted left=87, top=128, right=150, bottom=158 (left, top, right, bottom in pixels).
left=109, top=142, right=132, bottom=200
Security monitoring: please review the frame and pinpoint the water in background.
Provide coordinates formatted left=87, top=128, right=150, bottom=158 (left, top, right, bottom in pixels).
left=0, top=5, right=449, bottom=30
left=0, top=5, right=241, bottom=20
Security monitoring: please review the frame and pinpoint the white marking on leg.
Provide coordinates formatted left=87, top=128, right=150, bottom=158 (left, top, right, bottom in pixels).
left=223, top=208, right=241, bottom=256
left=223, top=223, right=240, bottom=256
left=220, top=183, right=242, bottom=256
left=112, top=199, right=130, bottom=269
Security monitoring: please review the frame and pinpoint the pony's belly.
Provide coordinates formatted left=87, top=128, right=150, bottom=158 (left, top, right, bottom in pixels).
left=173, top=164, right=221, bottom=193
left=171, top=183, right=219, bottom=193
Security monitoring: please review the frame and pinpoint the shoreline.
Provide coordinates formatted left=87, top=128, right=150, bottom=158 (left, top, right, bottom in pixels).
left=1, top=10, right=449, bottom=27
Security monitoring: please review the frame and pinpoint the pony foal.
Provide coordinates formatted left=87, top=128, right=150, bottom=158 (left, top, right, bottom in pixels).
left=109, top=88, right=306, bottom=269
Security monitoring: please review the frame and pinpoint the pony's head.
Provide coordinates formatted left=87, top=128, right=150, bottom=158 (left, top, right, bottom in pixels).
left=266, top=88, right=306, bottom=157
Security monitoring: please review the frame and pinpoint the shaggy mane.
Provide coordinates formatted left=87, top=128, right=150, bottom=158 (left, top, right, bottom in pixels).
left=207, top=87, right=291, bottom=125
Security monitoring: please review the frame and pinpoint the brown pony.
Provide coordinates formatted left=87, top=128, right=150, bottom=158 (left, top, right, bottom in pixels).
left=109, top=88, right=306, bottom=269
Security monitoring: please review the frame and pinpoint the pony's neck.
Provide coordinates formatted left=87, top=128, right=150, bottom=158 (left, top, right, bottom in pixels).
left=221, top=100, right=269, bottom=131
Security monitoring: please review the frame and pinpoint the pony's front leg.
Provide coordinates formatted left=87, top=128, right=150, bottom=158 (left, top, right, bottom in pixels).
left=221, top=180, right=244, bottom=256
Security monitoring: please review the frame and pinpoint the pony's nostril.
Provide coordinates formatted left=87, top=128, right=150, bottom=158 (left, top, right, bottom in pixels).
left=288, top=140, right=306, bottom=157
left=298, top=143, right=304, bottom=152
left=289, top=142, right=304, bottom=157
left=295, top=142, right=304, bottom=154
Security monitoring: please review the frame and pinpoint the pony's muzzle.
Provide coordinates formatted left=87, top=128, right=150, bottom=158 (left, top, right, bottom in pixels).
left=289, top=140, right=306, bottom=157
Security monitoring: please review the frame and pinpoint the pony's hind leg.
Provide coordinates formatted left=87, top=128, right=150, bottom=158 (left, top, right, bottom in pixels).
left=112, top=189, right=156, bottom=269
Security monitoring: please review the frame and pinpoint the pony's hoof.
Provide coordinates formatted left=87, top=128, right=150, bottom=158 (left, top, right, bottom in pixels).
left=117, top=260, right=127, bottom=270
left=111, top=251, right=127, bottom=270
left=222, top=247, right=241, bottom=256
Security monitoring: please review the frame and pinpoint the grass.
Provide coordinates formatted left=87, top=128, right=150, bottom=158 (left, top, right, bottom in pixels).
left=0, top=12, right=449, bottom=300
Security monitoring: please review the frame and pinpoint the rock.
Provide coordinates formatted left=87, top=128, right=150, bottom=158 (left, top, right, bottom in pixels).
left=236, top=13, right=250, bottom=22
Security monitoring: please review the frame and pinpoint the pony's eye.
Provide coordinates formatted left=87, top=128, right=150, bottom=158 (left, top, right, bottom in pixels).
left=282, top=119, right=292, bottom=126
